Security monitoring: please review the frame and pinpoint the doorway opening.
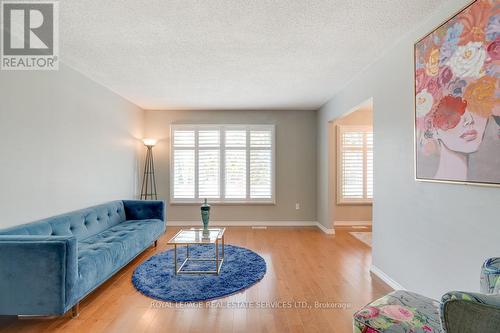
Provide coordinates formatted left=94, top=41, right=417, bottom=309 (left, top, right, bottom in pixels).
left=328, top=98, right=373, bottom=246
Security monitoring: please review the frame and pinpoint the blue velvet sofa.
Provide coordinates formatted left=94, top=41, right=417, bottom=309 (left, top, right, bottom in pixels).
left=0, top=200, right=165, bottom=317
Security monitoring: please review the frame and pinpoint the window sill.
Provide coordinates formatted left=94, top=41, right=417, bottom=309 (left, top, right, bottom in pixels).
left=170, top=201, right=276, bottom=206
left=336, top=201, right=373, bottom=206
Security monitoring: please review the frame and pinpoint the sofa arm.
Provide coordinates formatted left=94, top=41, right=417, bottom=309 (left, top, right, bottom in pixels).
left=0, top=235, right=78, bottom=315
left=442, top=291, right=500, bottom=333
left=123, top=200, right=165, bottom=221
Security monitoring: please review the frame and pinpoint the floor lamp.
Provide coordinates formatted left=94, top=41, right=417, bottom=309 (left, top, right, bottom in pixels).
left=140, top=138, right=158, bottom=200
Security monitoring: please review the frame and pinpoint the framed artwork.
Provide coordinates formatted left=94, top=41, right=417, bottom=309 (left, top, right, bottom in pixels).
left=414, top=0, right=500, bottom=186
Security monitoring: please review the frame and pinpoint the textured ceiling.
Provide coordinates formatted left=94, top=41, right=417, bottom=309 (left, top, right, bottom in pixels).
left=60, top=0, right=442, bottom=110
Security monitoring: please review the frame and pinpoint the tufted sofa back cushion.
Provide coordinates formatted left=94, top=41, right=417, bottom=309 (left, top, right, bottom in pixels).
left=0, top=201, right=126, bottom=241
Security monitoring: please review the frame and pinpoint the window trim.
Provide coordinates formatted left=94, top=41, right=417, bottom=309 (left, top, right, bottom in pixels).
left=336, top=125, right=373, bottom=205
left=170, top=124, right=276, bottom=205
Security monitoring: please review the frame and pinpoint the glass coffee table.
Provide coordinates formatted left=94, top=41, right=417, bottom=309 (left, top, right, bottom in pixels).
left=167, top=228, right=225, bottom=275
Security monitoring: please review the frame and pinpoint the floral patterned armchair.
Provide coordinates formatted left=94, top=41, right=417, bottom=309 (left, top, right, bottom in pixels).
left=353, top=257, right=500, bottom=333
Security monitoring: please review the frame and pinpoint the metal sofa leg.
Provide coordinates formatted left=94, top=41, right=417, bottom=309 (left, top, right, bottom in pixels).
left=72, top=303, right=79, bottom=318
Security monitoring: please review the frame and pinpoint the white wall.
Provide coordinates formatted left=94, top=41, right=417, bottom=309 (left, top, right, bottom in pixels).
left=0, top=64, right=144, bottom=228
left=317, top=0, right=499, bottom=298
left=144, top=109, right=317, bottom=222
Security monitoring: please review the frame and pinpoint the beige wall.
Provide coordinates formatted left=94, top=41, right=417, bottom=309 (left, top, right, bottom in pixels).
left=329, top=106, right=373, bottom=226
left=144, top=109, right=317, bottom=222
left=0, top=64, right=144, bottom=228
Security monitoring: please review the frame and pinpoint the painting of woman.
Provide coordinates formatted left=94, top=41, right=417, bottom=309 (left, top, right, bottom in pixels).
left=415, top=0, right=500, bottom=185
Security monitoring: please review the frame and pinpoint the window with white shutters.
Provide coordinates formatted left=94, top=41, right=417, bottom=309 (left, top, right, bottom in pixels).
left=171, top=125, right=275, bottom=203
left=337, top=126, right=373, bottom=204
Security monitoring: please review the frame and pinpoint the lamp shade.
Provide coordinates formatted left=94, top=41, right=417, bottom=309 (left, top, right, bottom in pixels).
left=142, top=138, right=157, bottom=147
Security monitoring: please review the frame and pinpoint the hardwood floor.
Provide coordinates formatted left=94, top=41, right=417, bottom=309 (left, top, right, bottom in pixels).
left=0, top=227, right=391, bottom=333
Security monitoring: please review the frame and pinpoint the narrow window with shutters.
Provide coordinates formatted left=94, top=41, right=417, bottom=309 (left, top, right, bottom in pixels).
left=171, top=125, right=275, bottom=204
left=337, top=126, right=373, bottom=204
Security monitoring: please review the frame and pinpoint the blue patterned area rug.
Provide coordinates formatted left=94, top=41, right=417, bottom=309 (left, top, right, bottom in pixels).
left=132, top=244, right=266, bottom=302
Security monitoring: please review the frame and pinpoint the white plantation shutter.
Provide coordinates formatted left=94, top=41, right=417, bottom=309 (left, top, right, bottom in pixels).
left=250, top=150, right=272, bottom=198
left=225, top=130, right=246, bottom=147
left=250, top=131, right=272, bottom=148
left=225, top=150, right=247, bottom=198
left=198, top=130, right=220, bottom=147
left=338, top=126, right=373, bottom=203
left=173, top=149, right=195, bottom=198
left=366, top=133, right=373, bottom=199
left=198, top=130, right=220, bottom=198
left=198, top=150, right=220, bottom=198
left=342, top=150, right=364, bottom=199
left=174, top=130, right=195, bottom=147
left=224, top=130, right=247, bottom=199
left=250, top=130, right=272, bottom=199
left=171, top=125, right=275, bottom=203
left=173, top=130, right=195, bottom=198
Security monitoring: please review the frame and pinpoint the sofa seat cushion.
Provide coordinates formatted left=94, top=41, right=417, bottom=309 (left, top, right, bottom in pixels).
left=76, top=219, right=164, bottom=299
left=353, top=290, right=443, bottom=333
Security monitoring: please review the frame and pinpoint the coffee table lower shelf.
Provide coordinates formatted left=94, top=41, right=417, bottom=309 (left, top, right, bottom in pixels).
left=168, top=228, right=226, bottom=275
left=175, top=253, right=224, bottom=275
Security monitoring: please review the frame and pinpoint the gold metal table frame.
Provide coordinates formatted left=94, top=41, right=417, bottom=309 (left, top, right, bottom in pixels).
left=167, top=228, right=225, bottom=275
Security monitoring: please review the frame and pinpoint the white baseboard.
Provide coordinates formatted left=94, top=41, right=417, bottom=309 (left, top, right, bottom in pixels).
left=370, top=265, right=405, bottom=291
left=315, top=222, right=335, bottom=235
left=335, top=220, right=372, bottom=227
left=167, top=220, right=335, bottom=235
left=168, top=220, right=317, bottom=227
